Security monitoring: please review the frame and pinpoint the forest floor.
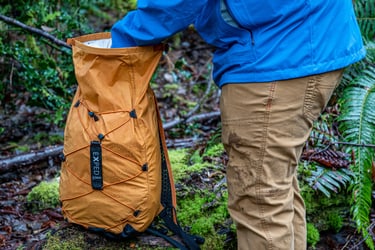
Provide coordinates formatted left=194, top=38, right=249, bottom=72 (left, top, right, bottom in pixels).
left=0, top=29, right=373, bottom=250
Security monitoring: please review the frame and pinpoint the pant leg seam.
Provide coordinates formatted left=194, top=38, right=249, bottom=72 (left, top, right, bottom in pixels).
left=256, top=81, right=276, bottom=250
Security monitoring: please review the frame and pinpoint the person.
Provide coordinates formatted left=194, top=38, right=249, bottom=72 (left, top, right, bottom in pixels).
left=110, top=1, right=366, bottom=249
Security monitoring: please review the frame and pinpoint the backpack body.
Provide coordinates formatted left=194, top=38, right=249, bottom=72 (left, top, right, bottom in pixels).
left=59, top=33, right=168, bottom=234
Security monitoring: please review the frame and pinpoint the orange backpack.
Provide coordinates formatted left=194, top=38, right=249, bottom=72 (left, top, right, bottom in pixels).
left=59, top=32, right=203, bottom=249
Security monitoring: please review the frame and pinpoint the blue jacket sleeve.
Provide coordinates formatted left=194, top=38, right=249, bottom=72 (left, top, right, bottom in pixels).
left=111, top=1, right=207, bottom=48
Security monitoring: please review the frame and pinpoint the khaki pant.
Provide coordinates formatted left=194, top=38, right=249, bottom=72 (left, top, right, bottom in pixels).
left=220, top=70, right=343, bottom=250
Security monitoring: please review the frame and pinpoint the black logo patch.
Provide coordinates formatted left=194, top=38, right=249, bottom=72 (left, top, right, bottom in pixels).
left=90, top=141, right=103, bottom=190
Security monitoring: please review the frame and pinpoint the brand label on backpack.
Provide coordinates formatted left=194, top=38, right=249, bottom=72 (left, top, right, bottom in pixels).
left=90, top=141, right=103, bottom=190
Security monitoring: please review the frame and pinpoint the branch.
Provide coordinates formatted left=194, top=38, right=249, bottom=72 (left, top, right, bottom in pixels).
left=163, top=111, right=220, bottom=130
left=186, top=111, right=221, bottom=123
left=0, top=14, right=71, bottom=49
left=186, top=59, right=214, bottom=117
left=0, top=145, right=63, bottom=174
left=166, top=137, right=202, bottom=148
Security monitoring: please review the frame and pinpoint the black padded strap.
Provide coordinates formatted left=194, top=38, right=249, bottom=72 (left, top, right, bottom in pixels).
left=159, top=139, right=203, bottom=250
left=146, top=227, right=188, bottom=250
left=154, top=91, right=204, bottom=249
left=159, top=207, right=203, bottom=250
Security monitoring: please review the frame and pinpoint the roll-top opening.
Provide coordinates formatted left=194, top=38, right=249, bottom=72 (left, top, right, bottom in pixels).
left=84, top=38, right=112, bottom=49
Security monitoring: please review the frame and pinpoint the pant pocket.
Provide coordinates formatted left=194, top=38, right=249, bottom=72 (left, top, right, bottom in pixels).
left=303, top=69, right=343, bottom=123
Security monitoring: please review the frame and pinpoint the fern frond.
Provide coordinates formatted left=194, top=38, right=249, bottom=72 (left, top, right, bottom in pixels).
left=338, top=59, right=375, bottom=250
left=355, top=0, right=375, bottom=40
left=306, top=166, right=354, bottom=198
left=308, top=117, right=338, bottom=148
left=340, top=41, right=375, bottom=94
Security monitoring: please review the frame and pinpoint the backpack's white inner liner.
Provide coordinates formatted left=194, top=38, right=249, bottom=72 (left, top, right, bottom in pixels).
left=84, top=38, right=112, bottom=48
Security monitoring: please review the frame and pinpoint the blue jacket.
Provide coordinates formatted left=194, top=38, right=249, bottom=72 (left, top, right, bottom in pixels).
left=111, top=0, right=366, bottom=88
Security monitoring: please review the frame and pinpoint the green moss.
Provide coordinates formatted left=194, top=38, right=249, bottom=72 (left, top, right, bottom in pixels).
left=43, top=232, right=85, bottom=250
left=189, top=150, right=203, bottom=164
left=33, top=132, right=64, bottom=145
left=43, top=225, right=180, bottom=250
left=326, top=212, right=344, bottom=233
left=307, top=223, right=320, bottom=249
left=169, top=148, right=190, bottom=181
left=6, top=142, right=30, bottom=153
left=169, top=148, right=211, bottom=181
left=203, top=143, right=224, bottom=158
left=167, top=141, right=231, bottom=249
left=17, top=145, right=30, bottom=153
left=177, top=191, right=231, bottom=249
left=27, top=179, right=59, bottom=212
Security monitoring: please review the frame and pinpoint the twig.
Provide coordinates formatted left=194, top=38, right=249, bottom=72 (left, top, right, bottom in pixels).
left=340, top=221, right=375, bottom=250
left=163, top=66, right=219, bottom=130
left=187, top=60, right=214, bottom=116
left=309, top=136, right=375, bottom=149
left=332, top=141, right=375, bottom=148
left=0, top=14, right=71, bottom=49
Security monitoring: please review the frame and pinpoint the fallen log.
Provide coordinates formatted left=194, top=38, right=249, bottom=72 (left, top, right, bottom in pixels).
left=0, top=145, right=63, bottom=174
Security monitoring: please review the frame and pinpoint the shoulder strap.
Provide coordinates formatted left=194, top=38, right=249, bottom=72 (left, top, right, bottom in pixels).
left=153, top=92, right=204, bottom=250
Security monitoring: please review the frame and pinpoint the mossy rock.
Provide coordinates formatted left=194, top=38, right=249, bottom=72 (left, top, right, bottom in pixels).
left=27, top=179, right=59, bottom=212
